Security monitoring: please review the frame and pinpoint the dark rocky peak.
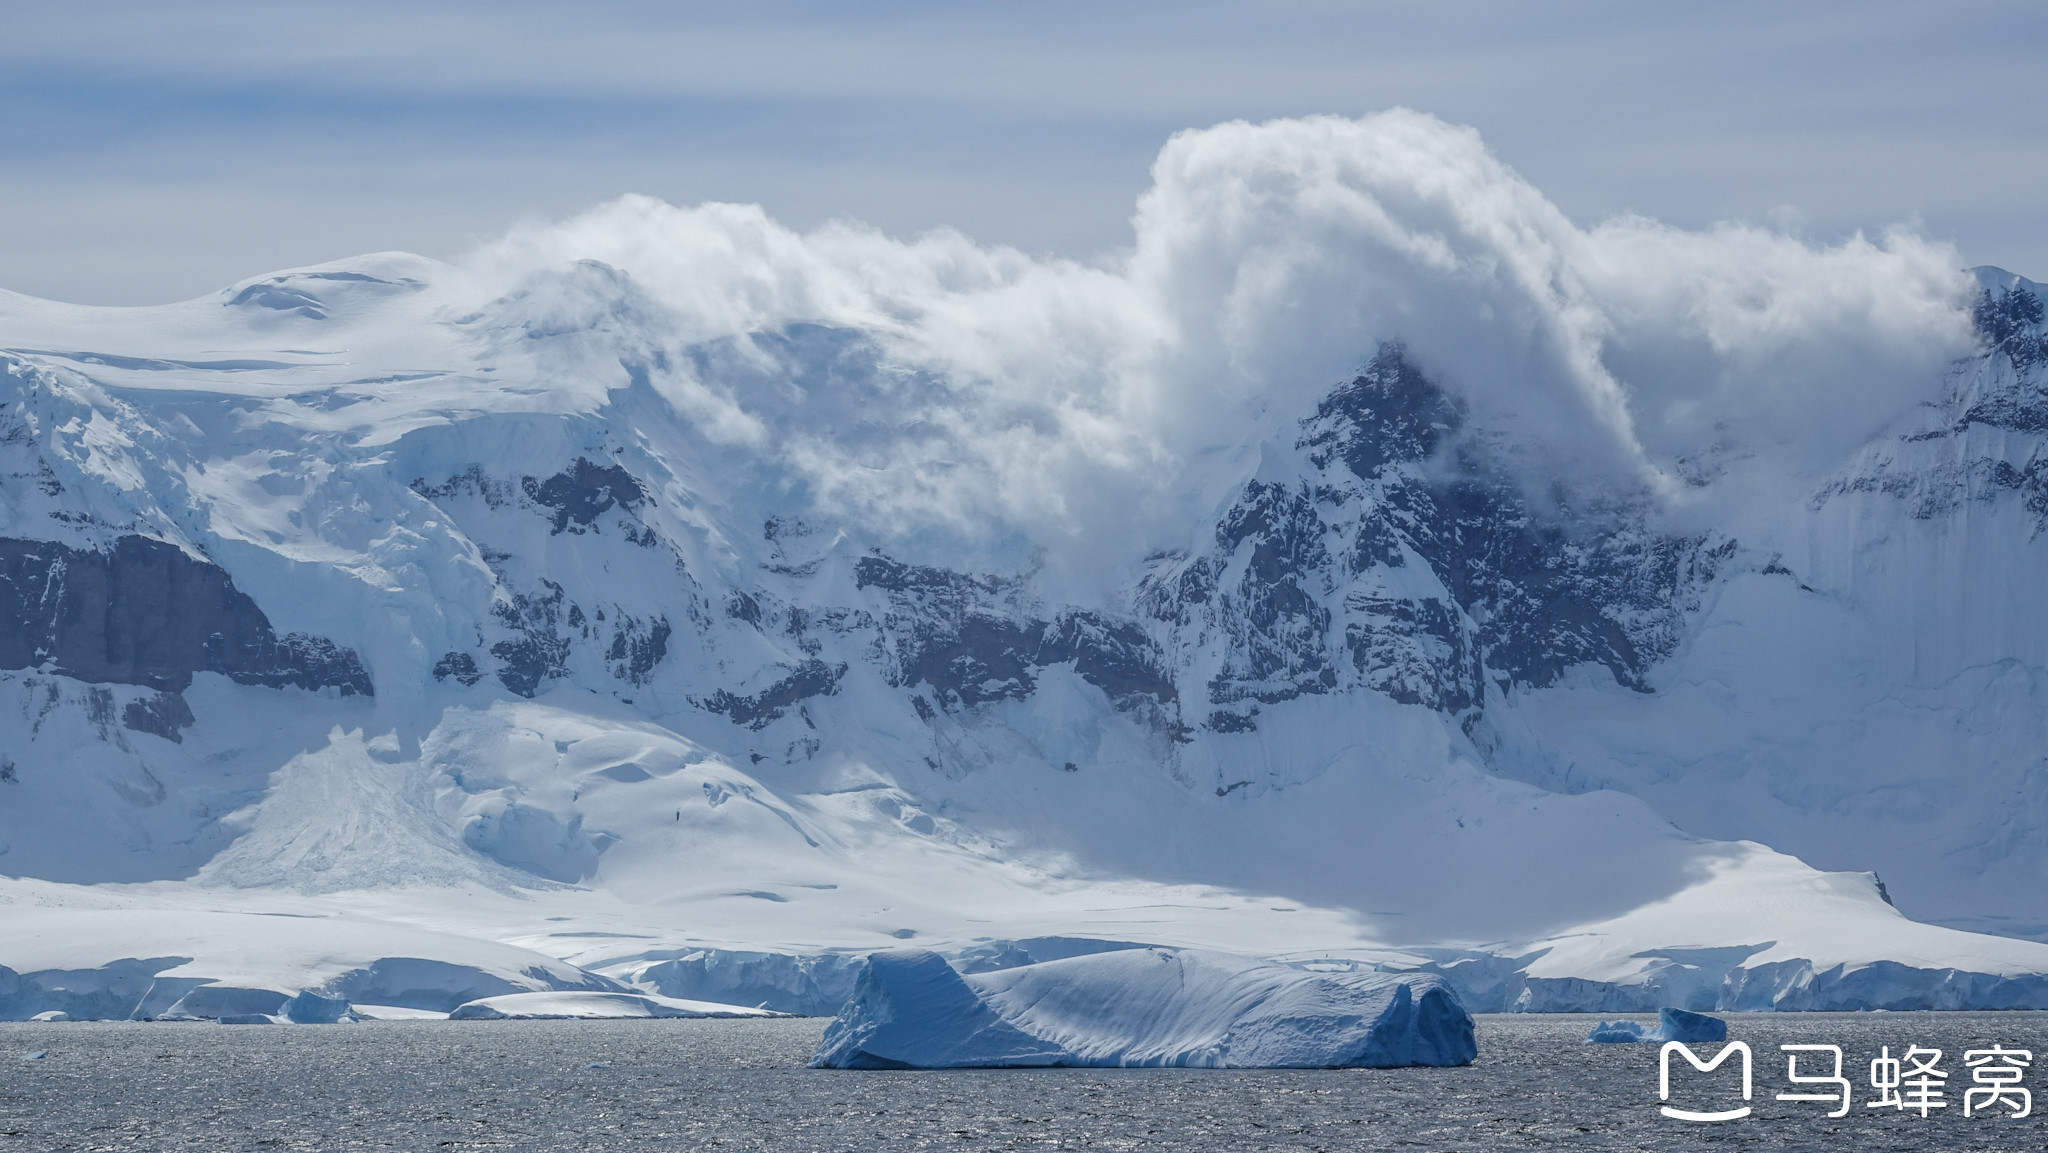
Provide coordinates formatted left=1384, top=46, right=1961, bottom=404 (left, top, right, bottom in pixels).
left=1146, top=348, right=1726, bottom=732
left=1826, top=275, right=2048, bottom=522
left=1301, top=342, right=1465, bottom=481
left=1935, top=274, right=2048, bottom=436
left=522, top=457, right=647, bottom=534
left=1975, top=282, right=2046, bottom=371
left=0, top=534, right=371, bottom=697
left=1310, top=353, right=1718, bottom=695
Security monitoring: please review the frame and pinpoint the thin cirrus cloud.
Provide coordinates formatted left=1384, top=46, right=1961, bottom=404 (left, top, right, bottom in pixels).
left=0, top=0, right=2043, bottom=306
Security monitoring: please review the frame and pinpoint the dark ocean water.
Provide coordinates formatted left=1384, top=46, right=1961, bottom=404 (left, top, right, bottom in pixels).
left=4, top=1013, right=2046, bottom=1151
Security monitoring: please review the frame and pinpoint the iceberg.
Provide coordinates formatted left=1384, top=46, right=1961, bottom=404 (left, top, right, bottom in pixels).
left=446, top=991, right=783, bottom=1020
left=282, top=990, right=354, bottom=1024
left=812, top=948, right=1475, bottom=1069
left=1585, top=1007, right=1728, bottom=1044
left=1584, top=1020, right=1650, bottom=1043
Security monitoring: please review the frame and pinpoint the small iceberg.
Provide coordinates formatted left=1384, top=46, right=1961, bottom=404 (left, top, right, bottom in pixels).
left=447, top=991, right=783, bottom=1020
left=811, top=947, right=1476, bottom=1069
left=283, top=990, right=355, bottom=1024
left=1585, top=1007, right=1728, bottom=1044
left=347, top=1004, right=449, bottom=1021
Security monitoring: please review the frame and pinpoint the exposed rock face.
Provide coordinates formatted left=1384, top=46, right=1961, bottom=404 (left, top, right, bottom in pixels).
left=1142, top=344, right=1729, bottom=734
left=855, top=556, right=1177, bottom=715
left=121, top=690, right=196, bottom=742
left=432, top=652, right=483, bottom=686
left=0, top=535, right=370, bottom=696
left=701, top=659, right=846, bottom=728
left=658, top=344, right=1726, bottom=760
left=1817, top=277, right=2048, bottom=525
left=411, top=457, right=684, bottom=698
left=489, top=581, right=574, bottom=698
left=522, top=457, right=647, bottom=535
left=1975, top=282, right=2047, bottom=373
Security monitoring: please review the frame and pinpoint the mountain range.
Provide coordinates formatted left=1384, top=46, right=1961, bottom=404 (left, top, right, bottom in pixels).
left=4, top=114, right=2048, bottom=1017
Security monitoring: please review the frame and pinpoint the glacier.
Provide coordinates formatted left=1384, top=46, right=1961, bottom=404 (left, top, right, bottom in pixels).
left=0, top=112, right=2046, bottom=1017
left=811, top=948, right=1476, bottom=1069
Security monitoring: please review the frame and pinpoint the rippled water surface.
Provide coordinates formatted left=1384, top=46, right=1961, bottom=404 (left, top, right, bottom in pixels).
left=6, top=1013, right=2048, bottom=1150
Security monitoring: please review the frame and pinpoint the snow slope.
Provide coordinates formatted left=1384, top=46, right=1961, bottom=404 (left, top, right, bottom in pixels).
left=1, top=113, right=2046, bottom=1016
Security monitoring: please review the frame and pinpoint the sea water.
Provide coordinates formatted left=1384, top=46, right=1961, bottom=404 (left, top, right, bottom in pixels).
left=4, top=1013, right=2046, bottom=1150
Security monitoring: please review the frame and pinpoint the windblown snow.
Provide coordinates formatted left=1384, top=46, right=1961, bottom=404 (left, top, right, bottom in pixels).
left=1, top=110, right=2046, bottom=1019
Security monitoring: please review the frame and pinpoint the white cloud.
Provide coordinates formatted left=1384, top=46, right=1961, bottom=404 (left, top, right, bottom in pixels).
left=462, top=109, right=1979, bottom=588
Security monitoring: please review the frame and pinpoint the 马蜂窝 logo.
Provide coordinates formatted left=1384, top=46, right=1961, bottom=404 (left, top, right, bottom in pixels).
left=1660, top=1041, right=1753, bottom=1122
left=1655, top=1037, right=2033, bottom=1123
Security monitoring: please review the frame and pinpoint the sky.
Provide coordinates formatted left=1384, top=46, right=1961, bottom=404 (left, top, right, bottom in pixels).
left=1, top=0, right=2044, bottom=307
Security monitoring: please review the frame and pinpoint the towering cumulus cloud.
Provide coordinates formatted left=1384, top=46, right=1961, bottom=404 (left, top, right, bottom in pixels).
left=469, top=109, right=1974, bottom=579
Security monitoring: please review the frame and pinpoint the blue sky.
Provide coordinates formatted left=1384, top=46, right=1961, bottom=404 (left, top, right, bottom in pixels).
left=2, top=0, right=2044, bottom=304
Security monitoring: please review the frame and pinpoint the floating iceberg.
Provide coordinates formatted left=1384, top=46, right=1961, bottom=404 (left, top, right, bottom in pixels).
left=447, top=991, right=783, bottom=1020
left=1585, top=1007, right=1728, bottom=1044
left=282, top=990, right=354, bottom=1024
left=1584, top=1020, right=1650, bottom=1043
left=812, top=948, right=1475, bottom=1069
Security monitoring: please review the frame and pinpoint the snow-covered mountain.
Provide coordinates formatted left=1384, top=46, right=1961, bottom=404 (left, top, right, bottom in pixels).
left=4, top=112, right=2048, bottom=1017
